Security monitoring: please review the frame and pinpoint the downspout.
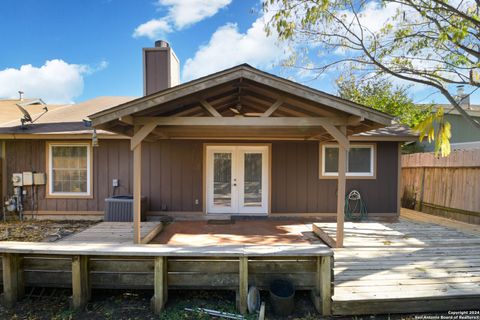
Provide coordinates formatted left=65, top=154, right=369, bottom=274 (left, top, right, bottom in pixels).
left=1, top=140, right=7, bottom=201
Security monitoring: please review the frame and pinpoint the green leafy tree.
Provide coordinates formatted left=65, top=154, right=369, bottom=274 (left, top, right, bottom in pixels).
left=264, top=0, right=480, bottom=156
left=336, top=75, right=429, bottom=127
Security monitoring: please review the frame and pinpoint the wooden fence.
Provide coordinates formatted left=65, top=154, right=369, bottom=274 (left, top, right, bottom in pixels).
left=401, top=149, right=480, bottom=224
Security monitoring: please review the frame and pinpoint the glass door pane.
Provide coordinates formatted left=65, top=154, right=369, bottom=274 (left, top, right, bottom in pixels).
left=243, top=153, right=262, bottom=207
left=213, top=152, right=232, bottom=207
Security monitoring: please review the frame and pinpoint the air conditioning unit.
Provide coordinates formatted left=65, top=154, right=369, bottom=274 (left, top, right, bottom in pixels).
left=104, top=196, right=147, bottom=222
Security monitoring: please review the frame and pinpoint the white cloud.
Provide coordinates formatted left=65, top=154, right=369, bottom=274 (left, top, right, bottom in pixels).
left=161, top=0, right=232, bottom=29
left=0, top=59, right=98, bottom=104
left=353, top=1, right=400, bottom=34
left=182, top=16, right=288, bottom=81
left=133, top=18, right=172, bottom=39
left=133, top=0, right=231, bottom=39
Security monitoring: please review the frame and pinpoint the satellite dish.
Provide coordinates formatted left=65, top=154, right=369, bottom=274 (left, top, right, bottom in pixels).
left=17, top=104, right=33, bottom=128
left=16, top=104, right=33, bottom=124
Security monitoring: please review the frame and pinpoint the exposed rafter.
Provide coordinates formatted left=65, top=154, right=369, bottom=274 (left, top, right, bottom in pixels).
left=200, top=100, right=222, bottom=117
left=118, top=116, right=134, bottom=125
left=261, top=99, right=284, bottom=117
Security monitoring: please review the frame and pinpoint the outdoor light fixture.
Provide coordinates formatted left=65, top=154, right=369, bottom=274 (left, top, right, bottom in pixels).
left=92, top=128, right=99, bottom=147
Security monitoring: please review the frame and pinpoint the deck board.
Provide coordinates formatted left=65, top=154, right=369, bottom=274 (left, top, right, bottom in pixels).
left=59, top=222, right=162, bottom=244
left=313, top=211, right=480, bottom=315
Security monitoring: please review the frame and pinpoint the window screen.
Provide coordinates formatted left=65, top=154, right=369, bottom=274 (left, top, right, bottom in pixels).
left=324, top=147, right=339, bottom=173
left=348, top=147, right=372, bottom=173
left=322, top=144, right=374, bottom=176
left=49, top=144, right=90, bottom=195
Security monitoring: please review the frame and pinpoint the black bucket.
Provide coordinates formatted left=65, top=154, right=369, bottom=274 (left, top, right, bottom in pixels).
left=269, top=279, right=295, bottom=316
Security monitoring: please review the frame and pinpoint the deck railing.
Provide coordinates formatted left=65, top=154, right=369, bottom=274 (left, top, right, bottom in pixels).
left=0, top=242, right=333, bottom=315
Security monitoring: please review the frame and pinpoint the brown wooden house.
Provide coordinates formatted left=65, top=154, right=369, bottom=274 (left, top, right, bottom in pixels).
left=0, top=42, right=416, bottom=246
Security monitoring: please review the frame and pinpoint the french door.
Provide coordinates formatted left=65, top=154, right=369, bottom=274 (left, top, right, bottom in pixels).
left=206, top=145, right=269, bottom=214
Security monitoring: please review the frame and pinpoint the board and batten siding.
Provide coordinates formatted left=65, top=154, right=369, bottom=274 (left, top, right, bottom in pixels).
left=271, top=141, right=398, bottom=214
left=4, top=139, right=398, bottom=216
left=5, top=139, right=134, bottom=213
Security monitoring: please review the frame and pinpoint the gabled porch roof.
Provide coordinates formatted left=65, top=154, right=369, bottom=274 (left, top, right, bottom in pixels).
left=89, top=64, right=393, bottom=144
left=88, top=64, right=395, bottom=247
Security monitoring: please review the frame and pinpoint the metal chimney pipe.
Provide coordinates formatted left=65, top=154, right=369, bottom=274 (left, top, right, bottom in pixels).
left=155, top=40, right=169, bottom=48
left=456, top=85, right=470, bottom=109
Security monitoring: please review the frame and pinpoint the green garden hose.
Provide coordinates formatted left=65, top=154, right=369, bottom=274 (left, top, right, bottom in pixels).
left=344, top=190, right=368, bottom=221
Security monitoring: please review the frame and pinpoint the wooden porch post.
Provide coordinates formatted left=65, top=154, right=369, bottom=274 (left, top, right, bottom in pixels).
left=131, top=121, right=158, bottom=244
left=312, top=255, right=332, bottom=315
left=238, top=256, right=248, bottom=314
left=336, top=126, right=347, bottom=248
left=152, top=256, right=168, bottom=314
left=133, top=142, right=142, bottom=244
left=71, top=255, right=90, bottom=310
left=319, top=256, right=332, bottom=315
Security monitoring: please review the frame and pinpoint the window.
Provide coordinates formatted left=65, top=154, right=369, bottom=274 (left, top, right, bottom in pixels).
left=321, top=144, right=375, bottom=178
left=47, top=142, right=92, bottom=197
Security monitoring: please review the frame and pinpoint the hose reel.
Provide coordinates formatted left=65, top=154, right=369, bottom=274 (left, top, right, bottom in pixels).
left=344, top=189, right=368, bottom=221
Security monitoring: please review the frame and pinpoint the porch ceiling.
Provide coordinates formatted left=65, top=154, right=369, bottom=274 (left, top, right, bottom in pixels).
left=89, top=64, right=393, bottom=142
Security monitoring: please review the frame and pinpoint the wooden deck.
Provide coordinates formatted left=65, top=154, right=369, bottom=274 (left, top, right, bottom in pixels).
left=313, top=210, right=480, bottom=315
left=0, top=221, right=333, bottom=315
left=60, top=222, right=163, bottom=244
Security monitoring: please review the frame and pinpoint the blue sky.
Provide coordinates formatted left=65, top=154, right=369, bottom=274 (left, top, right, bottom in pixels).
left=0, top=0, right=478, bottom=105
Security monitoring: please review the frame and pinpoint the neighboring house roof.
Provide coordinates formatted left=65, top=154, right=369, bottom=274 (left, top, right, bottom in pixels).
left=451, top=141, right=480, bottom=150
left=0, top=96, right=136, bottom=136
left=0, top=98, right=66, bottom=125
left=419, top=103, right=480, bottom=117
left=415, top=103, right=480, bottom=152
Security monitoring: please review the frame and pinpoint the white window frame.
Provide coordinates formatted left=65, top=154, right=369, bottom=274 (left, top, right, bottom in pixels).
left=320, top=143, right=376, bottom=178
left=47, top=141, right=93, bottom=198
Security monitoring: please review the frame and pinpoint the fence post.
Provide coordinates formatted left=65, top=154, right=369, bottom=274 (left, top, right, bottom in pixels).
left=415, top=167, right=426, bottom=211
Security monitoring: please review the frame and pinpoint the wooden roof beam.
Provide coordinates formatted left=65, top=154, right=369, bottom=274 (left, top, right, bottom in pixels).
left=320, top=123, right=350, bottom=149
left=119, top=116, right=134, bottom=125
left=261, top=99, right=284, bottom=117
left=348, top=115, right=364, bottom=125
left=200, top=100, right=222, bottom=117
left=130, top=121, right=158, bottom=150
left=132, top=116, right=349, bottom=127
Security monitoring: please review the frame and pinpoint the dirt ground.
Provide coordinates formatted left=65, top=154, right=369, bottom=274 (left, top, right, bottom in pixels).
left=0, top=289, right=312, bottom=320
left=0, top=219, right=98, bottom=242
left=0, top=288, right=445, bottom=320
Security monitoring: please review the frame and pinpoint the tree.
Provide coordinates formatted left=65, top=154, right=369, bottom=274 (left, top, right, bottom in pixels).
left=336, top=75, right=429, bottom=127
left=263, top=0, right=480, bottom=155
left=336, top=75, right=452, bottom=154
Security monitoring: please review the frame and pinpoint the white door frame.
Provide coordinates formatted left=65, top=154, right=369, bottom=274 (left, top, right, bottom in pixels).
left=205, top=144, right=270, bottom=215
left=205, top=146, right=237, bottom=214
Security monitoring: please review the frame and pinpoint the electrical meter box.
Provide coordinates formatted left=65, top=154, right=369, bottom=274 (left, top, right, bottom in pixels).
left=23, top=172, right=33, bottom=186
left=33, top=173, right=46, bottom=185
left=12, top=173, right=23, bottom=186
